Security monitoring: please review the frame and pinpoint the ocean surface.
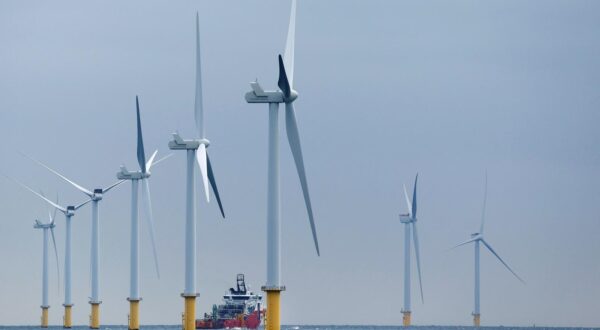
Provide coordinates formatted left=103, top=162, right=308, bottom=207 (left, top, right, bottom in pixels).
left=0, top=326, right=598, bottom=330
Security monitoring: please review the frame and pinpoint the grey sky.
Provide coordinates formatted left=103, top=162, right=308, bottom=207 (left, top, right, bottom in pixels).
left=1, top=0, right=599, bottom=327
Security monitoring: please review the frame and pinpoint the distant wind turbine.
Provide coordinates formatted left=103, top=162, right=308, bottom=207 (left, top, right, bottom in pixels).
left=6, top=177, right=91, bottom=328
left=398, top=174, right=423, bottom=326
left=33, top=195, right=60, bottom=328
left=450, top=174, right=525, bottom=327
left=24, top=155, right=126, bottom=329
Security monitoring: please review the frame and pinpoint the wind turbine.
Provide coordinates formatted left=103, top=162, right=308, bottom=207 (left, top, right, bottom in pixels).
left=168, top=13, right=225, bottom=330
left=116, top=96, right=164, bottom=330
left=25, top=157, right=126, bottom=329
left=450, top=174, right=524, bottom=326
left=32, top=196, right=60, bottom=328
left=398, top=174, right=423, bottom=326
left=244, top=1, right=320, bottom=330
left=7, top=177, right=91, bottom=328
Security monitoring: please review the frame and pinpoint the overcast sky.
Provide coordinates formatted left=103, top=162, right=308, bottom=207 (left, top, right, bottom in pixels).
left=1, top=0, right=599, bottom=327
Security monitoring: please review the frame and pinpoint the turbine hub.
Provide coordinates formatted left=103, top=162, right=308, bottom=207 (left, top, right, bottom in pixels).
left=92, top=189, right=103, bottom=201
left=285, top=90, right=298, bottom=102
left=66, top=207, right=75, bottom=216
left=198, top=138, right=210, bottom=147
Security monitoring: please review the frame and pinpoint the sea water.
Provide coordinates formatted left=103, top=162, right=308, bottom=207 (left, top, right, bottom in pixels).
left=0, top=326, right=598, bottom=330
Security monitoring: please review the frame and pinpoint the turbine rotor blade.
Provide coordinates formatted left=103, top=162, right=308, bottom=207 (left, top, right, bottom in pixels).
left=141, top=179, right=160, bottom=278
left=136, top=96, right=147, bottom=173
left=22, top=154, right=93, bottom=197
left=403, top=184, right=412, bottom=217
left=481, top=239, right=525, bottom=284
left=103, top=179, right=126, bottom=193
left=448, top=237, right=477, bottom=251
left=412, top=174, right=418, bottom=218
left=50, top=226, right=61, bottom=292
left=151, top=153, right=173, bottom=169
left=207, top=153, right=225, bottom=218
left=285, top=102, right=319, bottom=256
left=194, top=12, right=204, bottom=138
left=52, top=194, right=59, bottom=224
left=277, top=55, right=291, bottom=99
left=480, top=172, right=488, bottom=234
left=39, top=190, right=52, bottom=223
left=75, top=198, right=93, bottom=210
left=412, top=222, right=424, bottom=303
left=5, top=176, right=67, bottom=213
left=196, top=144, right=210, bottom=203
left=283, top=0, right=297, bottom=88
left=145, top=150, right=158, bottom=171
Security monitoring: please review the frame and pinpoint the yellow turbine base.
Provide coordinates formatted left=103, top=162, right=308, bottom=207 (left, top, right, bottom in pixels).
left=64, top=305, right=72, bottom=328
left=41, top=307, right=49, bottom=328
left=183, top=296, right=196, bottom=330
left=266, top=291, right=281, bottom=330
left=402, top=311, right=411, bottom=327
left=473, top=314, right=481, bottom=327
left=129, top=300, right=140, bottom=330
left=90, top=303, right=100, bottom=329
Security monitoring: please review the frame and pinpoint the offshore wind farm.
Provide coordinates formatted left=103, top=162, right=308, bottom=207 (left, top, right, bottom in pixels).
left=1, top=0, right=600, bottom=329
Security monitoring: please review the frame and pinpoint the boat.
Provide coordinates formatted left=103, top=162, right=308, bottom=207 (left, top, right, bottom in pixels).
left=196, top=274, right=264, bottom=329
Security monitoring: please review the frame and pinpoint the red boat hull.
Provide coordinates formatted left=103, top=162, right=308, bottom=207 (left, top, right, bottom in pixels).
left=196, top=310, right=262, bottom=329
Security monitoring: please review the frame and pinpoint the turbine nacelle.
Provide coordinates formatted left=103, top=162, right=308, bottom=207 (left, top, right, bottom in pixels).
left=117, top=165, right=150, bottom=180
left=399, top=214, right=414, bottom=223
left=34, top=220, right=55, bottom=229
left=471, top=233, right=482, bottom=239
left=245, top=81, right=298, bottom=104
left=168, top=133, right=210, bottom=150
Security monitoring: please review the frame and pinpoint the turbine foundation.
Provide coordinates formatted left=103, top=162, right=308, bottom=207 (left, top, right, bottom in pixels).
left=89, top=302, right=100, bottom=329
left=402, top=311, right=411, bottom=326
left=263, top=288, right=283, bottom=330
left=182, top=294, right=198, bottom=330
left=63, top=304, right=72, bottom=328
left=473, top=313, right=481, bottom=327
left=41, top=306, right=49, bottom=328
left=128, top=299, right=140, bottom=330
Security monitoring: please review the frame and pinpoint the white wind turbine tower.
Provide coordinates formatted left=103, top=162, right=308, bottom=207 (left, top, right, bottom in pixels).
left=451, top=174, right=525, bottom=327
left=116, top=96, right=164, bottom=330
left=9, top=179, right=90, bottom=328
left=26, top=158, right=126, bottom=329
left=244, top=1, right=320, bottom=330
left=32, top=196, right=60, bottom=328
left=168, top=13, right=225, bottom=330
left=398, top=174, right=423, bottom=326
